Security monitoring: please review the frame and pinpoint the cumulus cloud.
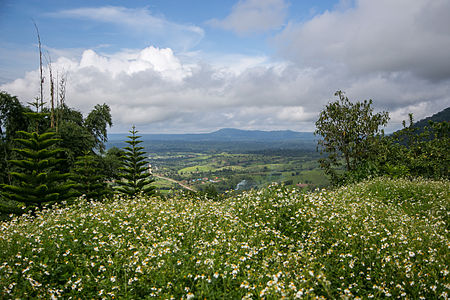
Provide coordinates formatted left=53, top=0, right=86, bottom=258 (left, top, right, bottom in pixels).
left=209, top=0, right=288, bottom=35
left=1, top=42, right=449, bottom=133
left=0, top=46, right=322, bottom=132
left=49, top=6, right=204, bottom=50
left=275, top=0, right=450, bottom=81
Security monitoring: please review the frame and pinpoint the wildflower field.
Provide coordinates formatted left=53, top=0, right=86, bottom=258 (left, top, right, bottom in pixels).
left=0, top=177, right=448, bottom=299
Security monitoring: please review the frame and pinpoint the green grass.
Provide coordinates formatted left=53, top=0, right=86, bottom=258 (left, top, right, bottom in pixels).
left=298, top=169, right=330, bottom=186
left=152, top=177, right=176, bottom=189
left=178, top=165, right=216, bottom=174
left=0, top=177, right=448, bottom=298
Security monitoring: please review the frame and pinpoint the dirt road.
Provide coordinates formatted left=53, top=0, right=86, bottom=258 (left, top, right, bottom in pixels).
left=154, top=175, right=197, bottom=192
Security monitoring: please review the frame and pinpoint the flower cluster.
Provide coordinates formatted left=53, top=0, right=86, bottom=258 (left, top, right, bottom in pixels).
left=0, top=177, right=448, bottom=298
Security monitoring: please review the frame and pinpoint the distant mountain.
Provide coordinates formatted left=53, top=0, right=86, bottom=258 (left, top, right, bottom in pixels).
left=390, top=107, right=449, bottom=143
left=106, top=128, right=317, bottom=152
left=207, top=128, right=314, bottom=141
left=410, top=107, right=449, bottom=130
left=108, top=128, right=315, bottom=143
left=392, top=107, right=449, bottom=135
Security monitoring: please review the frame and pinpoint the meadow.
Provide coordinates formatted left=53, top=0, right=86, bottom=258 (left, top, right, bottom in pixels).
left=0, top=177, right=448, bottom=298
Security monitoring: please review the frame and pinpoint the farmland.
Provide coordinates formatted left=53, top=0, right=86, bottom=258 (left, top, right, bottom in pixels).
left=106, top=130, right=328, bottom=193
left=147, top=150, right=329, bottom=193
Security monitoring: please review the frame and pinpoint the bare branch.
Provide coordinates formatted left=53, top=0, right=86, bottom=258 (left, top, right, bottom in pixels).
left=33, top=20, right=44, bottom=112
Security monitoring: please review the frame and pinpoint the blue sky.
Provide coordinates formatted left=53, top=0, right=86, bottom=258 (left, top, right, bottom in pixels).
left=1, top=0, right=449, bottom=133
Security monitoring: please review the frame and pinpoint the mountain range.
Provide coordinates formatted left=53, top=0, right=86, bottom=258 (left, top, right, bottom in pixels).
left=108, top=128, right=316, bottom=143
left=106, top=107, right=448, bottom=152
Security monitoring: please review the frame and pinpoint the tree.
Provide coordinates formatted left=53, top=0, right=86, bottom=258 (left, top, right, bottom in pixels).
left=72, top=150, right=111, bottom=201
left=0, top=92, right=116, bottom=208
left=0, top=92, right=32, bottom=185
left=42, top=103, right=113, bottom=173
left=315, top=91, right=389, bottom=184
left=45, top=104, right=92, bottom=173
left=85, top=103, right=113, bottom=153
left=116, top=126, right=155, bottom=198
left=383, top=115, right=449, bottom=179
left=1, top=130, right=76, bottom=211
left=100, top=146, right=125, bottom=181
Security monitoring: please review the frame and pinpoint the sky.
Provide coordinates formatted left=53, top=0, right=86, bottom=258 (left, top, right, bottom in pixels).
left=1, top=0, right=449, bottom=133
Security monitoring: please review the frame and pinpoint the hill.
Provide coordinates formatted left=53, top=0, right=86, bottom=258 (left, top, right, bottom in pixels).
left=392, top=106, right=450, bottom=136
left=411, top=106, right=450, bottom=130
left=0, top=177, right=448, bottom=298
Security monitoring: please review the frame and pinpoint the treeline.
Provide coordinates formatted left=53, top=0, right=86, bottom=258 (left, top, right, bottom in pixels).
left=0, top=92, right=155, bottom=216
left=316, top=91, right=449, bottom=185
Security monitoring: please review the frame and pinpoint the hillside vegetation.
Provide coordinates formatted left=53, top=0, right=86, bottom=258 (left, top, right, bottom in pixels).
left=0, top=177, right=448, bottom=299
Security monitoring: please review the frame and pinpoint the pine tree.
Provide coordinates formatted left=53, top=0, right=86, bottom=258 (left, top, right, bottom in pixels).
left=72, top=150, right=111, bottom=201
left=116, top=126, right=155, bottom=198
left=1, top=130, right=76, bottom=210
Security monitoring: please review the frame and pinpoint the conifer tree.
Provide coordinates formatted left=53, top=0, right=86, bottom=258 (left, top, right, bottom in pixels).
left=1, top=130, right=76, bottom=210
left=116, top=126, right=155, bottom=198
left=72, top=150, right=111, bottom=201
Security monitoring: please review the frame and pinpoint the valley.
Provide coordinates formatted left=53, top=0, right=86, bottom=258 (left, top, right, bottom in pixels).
left=106, top=129, right=329, bottom=193
left=149, top=150, right=328, bottom=193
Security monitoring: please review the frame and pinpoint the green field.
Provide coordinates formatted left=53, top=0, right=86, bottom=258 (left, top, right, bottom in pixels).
left=1, top=177, right=448, bottom=298
left=150, top=150, right=329, bottom=192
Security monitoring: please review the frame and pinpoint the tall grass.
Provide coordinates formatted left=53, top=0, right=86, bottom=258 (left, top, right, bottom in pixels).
left=0, top=177, right=448, bottom=298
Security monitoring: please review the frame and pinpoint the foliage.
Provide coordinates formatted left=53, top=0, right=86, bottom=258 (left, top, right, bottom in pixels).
left=404, top=107, right=450, bottom=133
left=100, top=146, right=125, bottom=181
left=315, top=91, right=389, bottom=185
left=0, top=92, right=32, bottom=185
left=50, top=105, right=94, bottom=174
left=42, top=103, right=113, bottom=172
left=84, top=104, right=113, bottom=153
left=72, top=151, right=112, bottom=201
left=381, top=115, right=449, bottom=179
left=0, top=92, right=117, bottom=216
left=0, top=92, right=113, bottom=182
left=0, top=130, right=76, bottom=211
left=116, top=126, right=155, bottom=197
left=0, top=177, right=448, bottom=298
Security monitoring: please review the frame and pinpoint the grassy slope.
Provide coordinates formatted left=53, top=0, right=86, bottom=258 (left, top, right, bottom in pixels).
left=0, top=177, right=448, bottom=299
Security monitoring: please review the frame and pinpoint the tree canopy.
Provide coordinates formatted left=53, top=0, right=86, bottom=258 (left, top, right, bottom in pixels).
left=315, top=91, right=389, bottom=184
left=1, top=130, right=76, bottom=211
left=0, top=91, right=115, bottom=214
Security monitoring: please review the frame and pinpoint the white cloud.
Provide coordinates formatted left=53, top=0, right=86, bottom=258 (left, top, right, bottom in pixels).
left=76, top=47, right=191, bottom=81
left=209, top=0, right=288, bottom=35
left=1, top=43, right=449, bottom=134
left=0, top=46, right=323, bottom=132
left=275, top=0, right=450, bottom=81
left=50, top=6, right=204, bottom=50
left=277, top=106, right=316, bottom=122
